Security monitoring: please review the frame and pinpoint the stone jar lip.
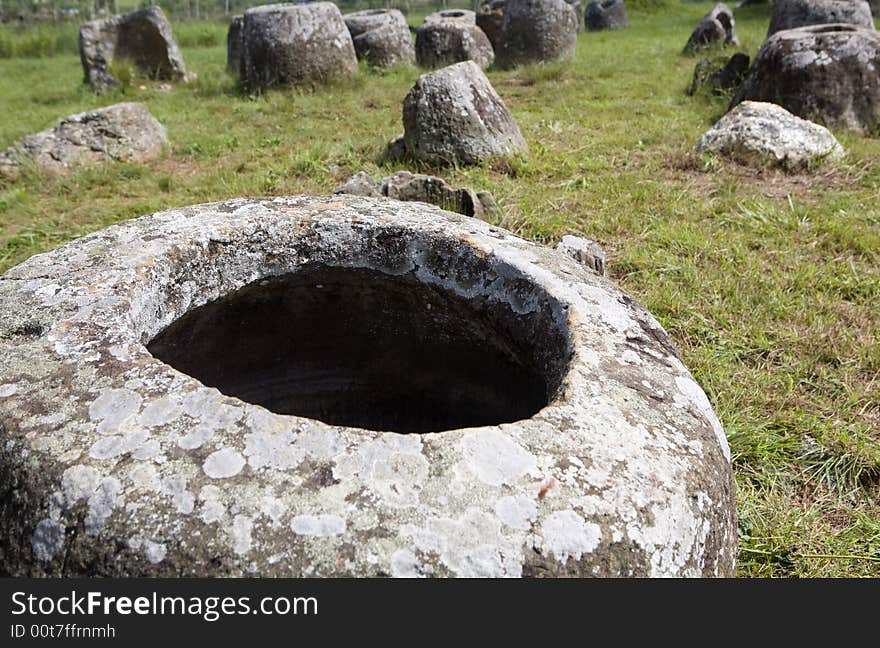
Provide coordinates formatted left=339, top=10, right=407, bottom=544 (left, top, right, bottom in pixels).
left=0, top=195, right=735, bottom=577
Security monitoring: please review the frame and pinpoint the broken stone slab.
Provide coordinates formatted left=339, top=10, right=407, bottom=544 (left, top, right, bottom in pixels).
left=683, top=3, right=740, bottom=54
left=687, top=52, right=749, bottom=96
left=585, top=0, right=629, bottom=32
left=696, top=100, right=844, bottom=168
left=732, top=24, right=880, bottom=133
left=0, top=102, right=168, bottom=178
left=334, top=170, right=500, bottom=220
left=476, top=1, right=506, bottom=49
left=238, top=2, right=358, bottom=89
left=343, top=9, right=415, bottom=68
left=767, top=0, right=875, bottom=37
left=555, top=235, right=606, bottom=277
left=226, top=15, right=243, bottom=74
left=415, top=12, right=495, bottom=69
left=398, top=60, right=527, bottom=167
left=79, top=6, right=191, bottom=92
left=496, top=0, right=580, bottom=68
left=0, top=195, right=735, bottom=577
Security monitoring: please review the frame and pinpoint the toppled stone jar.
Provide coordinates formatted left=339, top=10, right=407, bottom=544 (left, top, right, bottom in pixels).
left=0, top=196, right=735, bottom=577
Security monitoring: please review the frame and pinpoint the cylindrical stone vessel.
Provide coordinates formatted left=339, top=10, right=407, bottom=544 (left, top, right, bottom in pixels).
left=239, top=2, right=358, bottom=90
left=0, top=196, right=736, bottom=577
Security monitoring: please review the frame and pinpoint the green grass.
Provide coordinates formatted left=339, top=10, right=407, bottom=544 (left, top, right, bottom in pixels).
left=1, top=4, right=879, bottom=577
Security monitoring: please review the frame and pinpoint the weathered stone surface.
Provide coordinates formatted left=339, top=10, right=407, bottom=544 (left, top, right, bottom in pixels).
left=732, top=24, right=880, bottom=133
left=687, top=52, right=750, bottom=96
left=334, top=171, right=381, bottom=197
left=335, top=170, right=497, bottom=219
left=767, top=0, right=875, bottom=36
left=585, top=0, right=628, bottom=31
left=79, top=7, right=190, bottom=92
left=400, top=61, right=527, bottom=166
left=0, top=195, right=735, bottom=577
left=696, top=100, right=844, bottom=167
left=0, top=103, right=168, bottom=178
left=227, top=15, right=243, bottom=74
left=239, top=2, right=357, bottom=90
left=683, top=3, right=740, bottom=54
left=556, top=235, right=606, bottom=277
left=425, top=9, right=478, bottom=25
left=496, top=0, right=579, bottom=68
left=415, top=12, right=495, bottom=69
left=477, top=1, right=506, bottom=49
left=344, top=9, right=415, bottom=68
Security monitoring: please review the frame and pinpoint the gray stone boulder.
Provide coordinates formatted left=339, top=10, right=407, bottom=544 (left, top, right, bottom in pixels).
left=343, top=9, right=415, bottom=68
left=696, top=101, right=844, bottom=167
left=0, top=103, right=168, bottom=178
left=585, top=0, right=629, bottom=31
left=683, top=4, right=740, bottom=54
left=687, top=52, right=750, bottom=96
left=767, top=0, right=875, bottom=36
left=415, top=12, right=495, bottom=69
left=555, top=235, right=606, bottom=277
left=239, top=2, right=357, bottom=90
left=732, top=24, right=880, bottom=132
left=78, top=7, right=190, bottom=92
left=0, top=195, right=735, bottom=577
left=497, top=0, right=579, bottom=68
left=476, top=1, right=506, bottom=49
left=335, top=170, right=500, bottom=220
left=399, top=61, right=527, bottom=166
left=227, top=15, right=243, bottom=74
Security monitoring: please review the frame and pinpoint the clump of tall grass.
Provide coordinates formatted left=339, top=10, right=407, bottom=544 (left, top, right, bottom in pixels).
left=0, top=23, right=79, bottom=59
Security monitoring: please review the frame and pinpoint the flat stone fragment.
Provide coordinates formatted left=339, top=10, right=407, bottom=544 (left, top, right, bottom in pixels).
left=0, top=195, right=735, bottom=577
left=767, top=0, right=875, bottom=36
left=79, top=7, right=190, bottom=92
left=683, top=3, right=739, bottom=54
left=238, top=2, right=358, bottom=89
left=696, top=100, right=844, bottom=167
left=0, top=102, right=168, bottom=178
left=555, top=235, right=607, bottom=277
left=400, top=60, right=527, bottom=166
left=335, top=170, right=498, bottom=220
left=585, top=0, right=629, bottom=31
left=344, top=9, right=415, bottom=68
left=496, top=0, right=579, bottom=68
left=732, top=24, right=880, bottom=132
left=415, top=12, right=494, bottom=69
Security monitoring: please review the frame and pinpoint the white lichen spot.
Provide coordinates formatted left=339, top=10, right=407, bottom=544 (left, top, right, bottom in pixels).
left=84, top=477, right=121, bottom=536
left=160, top=475, right=195, bottom=514
left=618, top=349, right=643, bottom=366
left=139, top=396, right=182, bottom=427
left=88, top=388, right=142, bottom=434
left=60, top=465, right=101, bottom=504
left=461, top=429, right=537, bottom=486
left=89, top=430, right=150, bottom=460
left=244, top=425, right=304, bottom=471
left=232, top=515, right=254, bottom=555
left=290, top=514, right=347, bottom=537
left=203, top=448, right=246, bottom=479
left=299, top=426, right=343, bottom=460
left=540, top=510, right=602, bottom=563
left=178, top=424, right=217, bottom=450
left=390, top=548, right=430, bottom=578
left=32, top=519, right=65, bottom=562
left=142, top=540, right=167, bottom=564
left=198, top=485, right=226, bottom=523
left=0, top=383, right=19, bottom=397
left=494, top=494, right=537, bottom=530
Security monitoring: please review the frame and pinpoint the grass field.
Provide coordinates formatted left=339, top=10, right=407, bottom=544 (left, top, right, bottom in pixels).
left=0, top=3, right=878, bottom=577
